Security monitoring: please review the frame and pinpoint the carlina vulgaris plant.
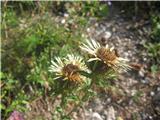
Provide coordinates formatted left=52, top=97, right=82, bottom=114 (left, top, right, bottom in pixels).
left=49, top=39, right=130, bottom=118
left=80, top=39, right=131, bottom=73
left=49, top=54, right=92, bottom=117
left=49, top=54, right=90, bottom=84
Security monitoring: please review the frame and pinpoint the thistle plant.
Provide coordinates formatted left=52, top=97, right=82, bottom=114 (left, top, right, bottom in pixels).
left=49, top=39, right=130, bottom=119
left=80, top=39, right=130, bottom=72
left=49, top=54, right=89, bottom=83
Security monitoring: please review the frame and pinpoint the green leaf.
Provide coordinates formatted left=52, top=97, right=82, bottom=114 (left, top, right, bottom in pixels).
left=0, top=103, right=6, bottom=110
left=0, top=72, right=5, bottom=79
left=151, top=65, right=158, bottom=74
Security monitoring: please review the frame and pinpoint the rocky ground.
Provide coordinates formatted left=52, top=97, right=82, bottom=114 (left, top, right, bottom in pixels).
left=72, top=6, right=160, bottom=120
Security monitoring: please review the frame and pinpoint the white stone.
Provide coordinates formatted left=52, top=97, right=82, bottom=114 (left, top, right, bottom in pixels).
left=92, top=112, right=103, bottom=120
left=61, top=19, right=66, bottom=24
left=150, top=91, right=155, bottom=96
left=103, top=31, right=112, bottom=40
left=64, top=13, right=69, bottom=18
left=107, top=106, right=116, bottom=120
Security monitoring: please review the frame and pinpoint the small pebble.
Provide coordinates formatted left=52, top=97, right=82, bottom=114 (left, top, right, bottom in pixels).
left=112, top=27, right=116, bottom=32
left=143, top=57, right=147, bottom=61
left=131, top=90, right=137, bottom=96
left=141, top=78, right=149, bottom=84
left=92, top=112, right=103, bottom=120
left=129, top=99, right=133, bottom=105
left=107, top=106, right=115, bottom=120
left=61, top=19, right=66, bottom=24
left=103, top=31, right=112, bottom=39
left=89, top=108, right=92, bottom=112
left=64, top=13, right=69, bottom=18
left=150, top=91, right=155, bottom=96
left=139, top=70, right=145, bottom=77
left=149, top=116, right=153, bottom=119
left=157, top=87, right=160, bottom=91
left=107, top=98, right=112, bottom=103
left=87, top=28, right=91, bottom=32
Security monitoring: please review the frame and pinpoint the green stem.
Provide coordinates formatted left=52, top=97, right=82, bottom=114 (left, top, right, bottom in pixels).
left=66, top=73, right=96, bottom=116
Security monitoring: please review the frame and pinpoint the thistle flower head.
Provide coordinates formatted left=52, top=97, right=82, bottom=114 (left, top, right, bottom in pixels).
left=49, top=54, right=89, bottom=83
left=80, top=39, right=130, bottom=72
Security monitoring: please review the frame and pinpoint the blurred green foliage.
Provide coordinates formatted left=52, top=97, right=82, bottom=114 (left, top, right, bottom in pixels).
left=144, top=12, right=160, bottom=73
left=144, top=43, right=160, bottom=64
left=151, top=14, right=160, bottom=42
left=1, top=1, right=109, bottom=119
left=66, top=2, right=108, bottom=17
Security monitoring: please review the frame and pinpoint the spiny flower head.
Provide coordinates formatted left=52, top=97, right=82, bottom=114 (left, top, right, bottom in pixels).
left=80, top=39, right=130, bottom=72
left=49, top=54, right=89, bottom=83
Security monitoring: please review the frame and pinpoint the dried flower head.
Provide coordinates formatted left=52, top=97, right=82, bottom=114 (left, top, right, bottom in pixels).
left=49, top=54, right=89, bottom=83
left=80, top=39, right=130, bottom=72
